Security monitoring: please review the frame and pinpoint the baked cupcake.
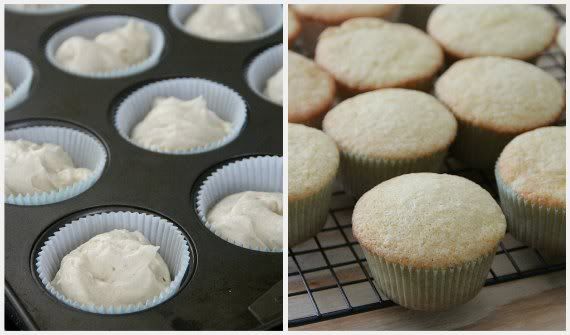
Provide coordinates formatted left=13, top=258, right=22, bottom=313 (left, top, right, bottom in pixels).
left=428, top=5, right=557, bottom=61
left=435, top=57, right=564, bottom=170
left=288, top=8, right=301, bottom=45
left=315, top=18, right=443, bottom=95
left=496, top=126, right=565, bottom=256
left=322, top=89, right=457, bottom=199
left=289, top=123, right=339, bottom=246
left=353, top=173, right=506, bottom=311
left=292, top=4, right=401, bottom=55
left=288, top=50, right=336, bottom=127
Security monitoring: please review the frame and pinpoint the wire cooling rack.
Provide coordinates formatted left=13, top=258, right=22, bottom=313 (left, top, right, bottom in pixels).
left=288, top=4, right=566, bottom=328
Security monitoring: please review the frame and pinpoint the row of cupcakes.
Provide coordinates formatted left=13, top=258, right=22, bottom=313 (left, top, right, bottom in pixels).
left=289, top=121, right=564, bottom=310
left=7, top=4, right=282, bottom=43
left=5, top=25, right=282, bottom=111
left=289, top=4, right=564, bottom=59
left=22, top=153, right=282, bottom=315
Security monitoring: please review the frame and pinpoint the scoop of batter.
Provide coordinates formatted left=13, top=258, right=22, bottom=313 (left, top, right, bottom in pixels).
left=55, top=20, right=150, bottom=74
left=5, top=139, right=91, bottom=196
left=131, top=96, right=232, bottom=152
left=184, top=4, right=264, bottom=41
left=51, top=229, right=171, bottom=307
left=264, top=68, right=283, bottom=104
left=207, top=191, right=283, bottom=250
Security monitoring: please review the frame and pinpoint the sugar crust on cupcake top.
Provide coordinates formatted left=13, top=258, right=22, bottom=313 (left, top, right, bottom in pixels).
left=315, top=18, right=443, bottom=92
left=427, top=5, right=557, bottom=60
left=323, top=89, right=457, bottom=159
left=288, top=51, right=336, bottom=124
left=288, top=8, right=301, bottom=43
left=292, top=4, right=400, bottom=25
left=435, top=57, right=563, bottom=133
left=288, top=123, right=339, bottom=200
left=353, top=173, right=506, bottom=268
left=497, top=126, right=565, bottom=208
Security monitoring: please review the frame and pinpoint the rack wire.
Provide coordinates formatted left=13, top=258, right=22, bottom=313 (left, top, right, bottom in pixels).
left=288, top=4, right=566, bottom=328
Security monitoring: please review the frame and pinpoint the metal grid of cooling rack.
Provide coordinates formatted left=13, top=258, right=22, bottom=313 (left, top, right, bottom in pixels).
left=288, top=4, right=566, bottom=328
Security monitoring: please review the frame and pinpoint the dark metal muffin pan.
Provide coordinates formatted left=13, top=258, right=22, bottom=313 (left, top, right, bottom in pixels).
left=5, top=4, right=283, bottom=330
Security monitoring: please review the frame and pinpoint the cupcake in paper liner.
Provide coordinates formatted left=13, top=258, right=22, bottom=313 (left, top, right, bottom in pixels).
left=495, top=126, right=565, bottom=256
left=246, top=44, right=283, bottom=105
left=322, top=89, right=457, bottom=199
left=5, top=125, right=107, bottom=206
left=435, top=57, right=564, bottom=170
left=353, top=173, right=506, bottom=311
left=45, top=15, right=165, bottom=79
left=35, top=210, right=191, bottom=314
left=6, top=4, right=83, bottom=15
left=169, top=4, right=283, bottom=43
left=114, top=78, right=247, bottom=155
left=196, top=156, right=283, bottom=252
left=5, top=50, right=34, bottom=111
left=291, top=4, right=401, bottom=56
left=288, top=123, right=339, bottom=247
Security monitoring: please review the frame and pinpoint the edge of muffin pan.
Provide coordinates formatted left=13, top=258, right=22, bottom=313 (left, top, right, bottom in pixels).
left=5, top=4, right=283, bottom=329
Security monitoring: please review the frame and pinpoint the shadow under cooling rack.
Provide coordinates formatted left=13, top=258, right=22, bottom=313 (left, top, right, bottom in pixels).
left=288, top=5, right=566, bottom=327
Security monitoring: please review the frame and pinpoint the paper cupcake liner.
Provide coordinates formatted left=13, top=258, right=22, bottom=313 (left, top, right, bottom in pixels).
left=5, top=50, right=34, bottom=111
left=196, top=156, right=283, bottom=252
left=289, top=179, right=335, bottom=247
left=114, top=77, right=247, bottom=155
left=5, top=125, right=107, bottom=206
left=496, top=172, right=565, bottom=256
left=169, top=4, right=283, bottom=43
left=296, top=6, right=402, bottom=57
left=35, top=210, right=191, bottom=314
left=340, top=149, right=448, bottom=199
left=363, top=248, right=496, bottom=311
left=450, top=120, right=516, bottom=171
left=45, top=15, right=165, bottom=79
left=6, top=4, right=83, bottom=15
left=246, top=44, right=283, bottom=105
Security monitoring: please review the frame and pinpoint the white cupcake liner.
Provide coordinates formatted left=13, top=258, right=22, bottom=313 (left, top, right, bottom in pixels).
left=6, top=4, right=83, bottom=15
left=496, top=171, right=565, bottom=256
left=196, top=156, right=283, bottom=252
left=45, top=15, right=165, bottom=79
left=5, top=50, right=34, bottom=111
left=5, top=126, right=107, bottom=206
left=114, top=77, right=247, bottom=155
left=35, top=211, right=191, bottom=314
left=168, top=4, right=283, bottom=43
left=246, top=44, right=283, bottom=105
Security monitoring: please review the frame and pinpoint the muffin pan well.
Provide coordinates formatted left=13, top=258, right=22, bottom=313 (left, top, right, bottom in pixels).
left=5, top=4, right=282, bottom=330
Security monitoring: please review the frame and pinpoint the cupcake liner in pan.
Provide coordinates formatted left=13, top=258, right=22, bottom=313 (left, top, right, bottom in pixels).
left=362, top=248, right=496, bottom=311
left=496, top=172, right=566, bottom=256
left=5, top=125, right=107, bottom=206
left=5, top=4, right=282, bottom=330
left=339, top=149, right=448, bottom=199
left=289, top=178, right=335, bottom=247
left=169, top=4, right=283, bottom=43
left=36, top=210, right=191, bottom=314
left=196, top=155, right=283, bottom=252
left=6, top=4, right=84, bottom=15
left=45, top=15, right=165, bottom=79
left=5, top=50, right=34, bottom=111
left=246, top=44, right=283, bottom=105
left=114, top=77, right=247, bottom=155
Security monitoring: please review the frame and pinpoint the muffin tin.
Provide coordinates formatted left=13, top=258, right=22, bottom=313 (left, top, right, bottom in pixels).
left=5, top=4, right=282, bottom=330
